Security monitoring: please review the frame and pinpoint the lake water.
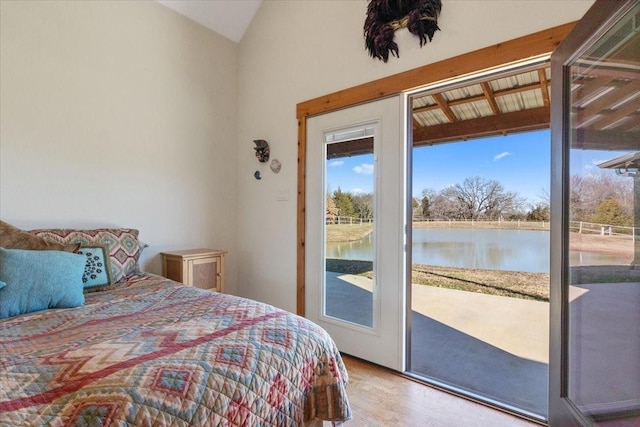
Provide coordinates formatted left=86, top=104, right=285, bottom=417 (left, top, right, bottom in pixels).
left=326, top=228, right=622, bottom=273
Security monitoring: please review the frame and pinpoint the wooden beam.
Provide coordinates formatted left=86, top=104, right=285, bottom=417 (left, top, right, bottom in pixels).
left=538, top=68, right=550, bottom=107
left=481, top=82, right=500, bottom=116
left=412, top=66, right=551, bottom=114
left=296, top=22, right=577, bottom=118
left=327, top=137, right=374, bottom=159
left=591, top=98, right=640, bottom=130
left=616, top=113, right=640, bottom=132
left=432, top=93, right=457, bottom=123
left=572, top=128, right=640, bottom=151
left=571, top=76, right=616, bottom=105
left=413, top=101, right=439, bottom=114
left=576, top=79, right=640, bottom=126
left=412, top=106, right=550, bottom=145
left=571, top=61, right=640, bottom=81
left=412, top=79, right=549, bottom=113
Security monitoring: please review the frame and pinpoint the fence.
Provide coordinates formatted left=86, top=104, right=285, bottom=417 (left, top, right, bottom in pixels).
left=326, top=216, right=373, bottom=225
left=411, top=218, right=550, bottom=229
left=327, top=216, right=636, bottom=238
left=569, top=221, right=635, bottom=239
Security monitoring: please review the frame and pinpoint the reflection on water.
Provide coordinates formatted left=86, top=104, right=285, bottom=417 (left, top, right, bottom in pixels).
left=326, top=233, right=374, bottom=261
left=569, top=251, right=625, bottom=266
left=412, top=228, right=548, bottom=273
left=326, top=228, right=625, bottom=274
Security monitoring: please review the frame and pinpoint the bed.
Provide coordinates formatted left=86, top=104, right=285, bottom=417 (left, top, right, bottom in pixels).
left=0, top=224, right=352, bottom=426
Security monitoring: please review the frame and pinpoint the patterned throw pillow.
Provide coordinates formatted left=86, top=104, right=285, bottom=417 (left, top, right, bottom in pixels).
left=30, top=228, right=143, bottom=283
left=76, top=245, right=113, bottom=291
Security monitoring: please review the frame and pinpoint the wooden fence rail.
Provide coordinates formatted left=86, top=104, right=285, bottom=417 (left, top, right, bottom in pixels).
left=326, top=216, right=636, bottom=240
left=569, top=221, right=635, bottom=239
left=326, top=216, right=373, bottom=225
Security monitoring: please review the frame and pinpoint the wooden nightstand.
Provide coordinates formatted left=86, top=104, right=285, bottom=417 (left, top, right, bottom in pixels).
left=160, top=249, right=226, bottom=293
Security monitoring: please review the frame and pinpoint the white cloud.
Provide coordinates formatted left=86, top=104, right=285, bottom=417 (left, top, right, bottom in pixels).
left=493, top=151, right=512, bottom=161
left=351, top=188, right=365, bottom=194
left=329, top=160, right=344, bottom=167
left=586, top=159, right=608, bottom=170
left=353, top=163, right=374, bottom=175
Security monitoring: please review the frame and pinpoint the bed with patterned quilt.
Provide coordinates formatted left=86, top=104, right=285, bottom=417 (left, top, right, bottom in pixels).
left=0, top=223, right=352, bottom=426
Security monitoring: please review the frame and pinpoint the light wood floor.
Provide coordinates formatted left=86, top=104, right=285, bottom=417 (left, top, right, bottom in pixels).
left=341, top=355, right=541, bottom=427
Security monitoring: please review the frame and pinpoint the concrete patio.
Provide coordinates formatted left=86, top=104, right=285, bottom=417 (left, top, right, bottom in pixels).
left=326, top=271, right=640, bottom=421
left=325, top=271, right=549, bottom=417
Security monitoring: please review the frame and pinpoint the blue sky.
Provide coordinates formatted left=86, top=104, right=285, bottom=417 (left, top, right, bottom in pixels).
left=326, top=129, right=625, bottom=206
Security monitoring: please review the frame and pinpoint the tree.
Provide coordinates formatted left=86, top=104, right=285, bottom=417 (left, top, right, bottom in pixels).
left=332, top=188, right=355, bottom=218
left=590, top=198, right=632, bottom=226
left=442, top=176, right=523, bottom=220
left=412, top=197, right=419, bottom=210
left=421, top=196, right=430, bottom=219
left=569, top=172, right=633, bottom=222
left=326, top=193, right=339, bottom=223
left=352, top=192, right=374, bottom=219
left=569, top=175, right=587, bottom=222
left=538, top=187, right=550, bottom=207
left=527, top=203, right=550, bottom=221
left=429, top=192, right=459, bottom=219
left=418, top=188, right=441, bottom=219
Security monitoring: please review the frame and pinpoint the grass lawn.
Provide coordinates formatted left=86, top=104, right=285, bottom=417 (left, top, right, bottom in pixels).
left=327, top=258, right=549, bottom=301
left=411, top=264, right=549, bottom=301
left=326, top=224, right=372, bottom=242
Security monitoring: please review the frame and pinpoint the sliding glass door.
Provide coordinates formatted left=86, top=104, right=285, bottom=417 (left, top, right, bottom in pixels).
left=406, top=60, right=553, bottom=421
left=550, top=1, right=640, bottom=425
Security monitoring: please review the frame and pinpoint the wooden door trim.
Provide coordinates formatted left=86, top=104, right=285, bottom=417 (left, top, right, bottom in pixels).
left=296, top=22, right=577, bottom=316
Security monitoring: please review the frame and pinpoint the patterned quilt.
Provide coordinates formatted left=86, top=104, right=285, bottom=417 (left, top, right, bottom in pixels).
left=0, top=274, right=351, bottom=426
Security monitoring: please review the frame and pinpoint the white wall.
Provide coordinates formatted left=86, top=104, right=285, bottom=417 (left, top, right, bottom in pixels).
left=236, top=0, right=595, bottom=312
left=0, top=1, right=239, bottom=291
left=0, top=0, right=596, bottom=311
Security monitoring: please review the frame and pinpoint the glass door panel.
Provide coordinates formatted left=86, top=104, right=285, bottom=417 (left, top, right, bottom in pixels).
left=305, top=96, right=404, bottom=371
left=324, top=129, right=374, bottom=328
left=406, top=59, right=553, bottom=421
left=408, top=132, right=551, bottom=420
left=550, top=1, right=640, bottom=425
left=566, top=1, right=640, bottom=423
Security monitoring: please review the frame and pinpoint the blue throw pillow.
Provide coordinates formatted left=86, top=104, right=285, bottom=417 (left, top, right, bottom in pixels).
left=0, top=248, right=86, bottom=318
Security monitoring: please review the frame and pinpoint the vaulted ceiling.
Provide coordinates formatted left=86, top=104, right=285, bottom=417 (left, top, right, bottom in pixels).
left=156, top=0, right=262, bottom=43
left=157, top=0, right=638, bottom=155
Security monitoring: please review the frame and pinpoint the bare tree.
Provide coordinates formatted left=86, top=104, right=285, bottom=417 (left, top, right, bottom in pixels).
left=352, top=193, right=374, bottom=219
left=538, top=187, right=550, bottom=207
left=425, top=192, right=453, bottom=219
left=441, top=176, right=523, bottom=220
left=569, top=172, right=633, bottom=221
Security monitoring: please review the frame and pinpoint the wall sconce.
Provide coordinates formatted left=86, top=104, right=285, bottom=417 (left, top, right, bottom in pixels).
left=253, top=139, right=270, bottom=163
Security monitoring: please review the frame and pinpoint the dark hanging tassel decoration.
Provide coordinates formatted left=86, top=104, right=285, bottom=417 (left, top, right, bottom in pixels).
left=364, top=0, right=442, bottom=62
